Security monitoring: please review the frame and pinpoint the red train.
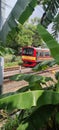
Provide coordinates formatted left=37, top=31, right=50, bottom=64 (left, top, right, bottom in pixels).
left=22, top=46, right=53, bottom=67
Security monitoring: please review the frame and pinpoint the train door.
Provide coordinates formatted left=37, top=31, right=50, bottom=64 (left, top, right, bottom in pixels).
left=36, top=50, right=43, bottom=63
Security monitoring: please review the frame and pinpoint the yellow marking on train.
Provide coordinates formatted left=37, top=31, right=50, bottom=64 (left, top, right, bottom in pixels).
left=37, top=57, right=53, bottom=61
left=22, top=56, right=36, bottom=60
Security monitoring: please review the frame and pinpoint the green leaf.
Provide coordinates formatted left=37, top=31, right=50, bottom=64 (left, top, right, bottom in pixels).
left=33, top=60, right=56, bottom=72
left=41, top=0, right=59, bottom=27
left=28, top=105, right=55, bottom=128
left=10, top=73, right=53, bottom=85
left=55, top=72, right=59, bottom=80
left=56, top=112, right=59, bottom=124
left=17, top=121, right=34, bottom=130
left=19, top=0, right=37, bottom=24
left=5, top=48, right=14, bottom=54
left=37, top=24, right=59, bottom=64
left=0, top=0, right=37, bottom=42
left=17, top=105, right=55, bottom=130
left=10, top=73, right=43, bottom=83
left=0, top=90, right=59, bottom=110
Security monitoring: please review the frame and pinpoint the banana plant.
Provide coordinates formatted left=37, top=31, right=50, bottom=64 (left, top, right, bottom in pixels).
left=37, top=24, right=59, bottom=64
left=32, top=60, right=56, bottom=72
left=1, top=72, right=58, bottom=130
left=0, top=0, right=37, bottom=42
left=0, top=90, right=59, bottom=130
left=10, top=73, right=54, bottom=90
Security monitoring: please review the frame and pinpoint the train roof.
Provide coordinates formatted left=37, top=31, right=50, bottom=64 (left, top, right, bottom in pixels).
left=23, top=46, right=50, bottom=51
left=34, top=47, right=50, bottom=51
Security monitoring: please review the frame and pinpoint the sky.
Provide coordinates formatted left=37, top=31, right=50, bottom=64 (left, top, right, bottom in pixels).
left=29, top=5, right=44, bottom=19
left=4, top=1, right=52, bottom=34
left=5, top=1, right=44, bottom=20
left=2, top=0, right=57, bottom=40
left=5, top=0, right=17, bottom=19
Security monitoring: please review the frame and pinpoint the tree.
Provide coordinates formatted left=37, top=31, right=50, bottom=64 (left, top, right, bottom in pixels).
left=6, top=22, right=44, bottom=53
left=52, top=14, right=59, bottom=38
left=39, top=0, right=59, bottom=38
left=6, top=24, right=34, bottom=52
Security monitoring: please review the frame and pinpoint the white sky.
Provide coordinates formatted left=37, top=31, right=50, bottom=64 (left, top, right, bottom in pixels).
left=5, top=0, right=17, bottom=19
left=29, top=5, right=44, bottom=19
left=5, top=1, right=44, bottom=20
left=3, top=0, right=58, bottom=41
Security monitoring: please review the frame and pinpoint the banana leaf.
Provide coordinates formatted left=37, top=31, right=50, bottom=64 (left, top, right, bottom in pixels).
left=0, top=90, right=59, bottom=110
left=37, top=24, right=59, bottom=64
left=17, top=105, right=57, bottom=130
left=55, top=72, right=59, bottom=80
left=33, top=60, right=56, bottom=71
left=10, top=73, right=53, bottom=84
left=17, top=121, right=34, bottom=130
left=10, top=73, right=42, bottom=82
left=0, top=0, right=37, bottom=42
left=56, top=112, right=59, bottom=124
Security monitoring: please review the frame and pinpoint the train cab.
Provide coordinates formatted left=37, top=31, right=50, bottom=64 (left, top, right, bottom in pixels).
left=22, top=46, right=53, bottom=67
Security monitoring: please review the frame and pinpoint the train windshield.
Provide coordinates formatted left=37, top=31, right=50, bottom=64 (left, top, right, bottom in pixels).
left=22, top=48, right=34, bottom=56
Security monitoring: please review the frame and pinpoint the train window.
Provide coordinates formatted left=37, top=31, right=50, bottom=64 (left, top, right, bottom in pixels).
left=23, top=48, right=34, bottom=56
left=45, top=52, right=50, bottom=56
left=40, top=52, right=43, bottom=56
left=36, top=52, right=39, bottom=56
left=36, top=52, right=43, bottom=57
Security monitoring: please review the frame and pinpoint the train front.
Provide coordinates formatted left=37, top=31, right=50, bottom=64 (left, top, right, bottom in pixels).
left=22, top=47, right=36, bottom=67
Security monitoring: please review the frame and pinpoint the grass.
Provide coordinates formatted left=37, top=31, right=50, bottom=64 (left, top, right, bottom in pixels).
left=4, top=61, right=19, bottom=68
left=4, top=55, right=23, bottom=68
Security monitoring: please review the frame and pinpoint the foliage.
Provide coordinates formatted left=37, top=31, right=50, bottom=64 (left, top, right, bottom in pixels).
left=1, top=26, right=59, bottom=129
left=2, top=116, right=19, bottom=130
left=0, top=46, right=15, bottom=56
left=0, top=90, right=59, bottom=130
left=40, top=0, right=59, bottom=38
left=5, top=62, right=18, bottom=68
left=30, top=17, right=40, bottom=24
left=40, top=0, right=59, bottom=26
left=37, top=24, right=59, bottom=64
left=52, top=14, right=59, bottom=38
left=4, top=54, right=14, bottom=63
left=0, top=0, right=37, bottom=42
left=4, top=56, right=22, bottom=68
left=6, top=22, right=44, bottom=53
left=32, top=60, right=56, bottom=71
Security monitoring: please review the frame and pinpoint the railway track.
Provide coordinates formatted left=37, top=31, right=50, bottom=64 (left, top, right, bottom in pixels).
left=4, top=67, right=32, bottom=79
left=3, top=66, right=59, bottom=84
left=4, top=65, right=59, bottom=80
left=4, top=66, right=24, bottom=72
left=2, top=65, right=59, bottom=94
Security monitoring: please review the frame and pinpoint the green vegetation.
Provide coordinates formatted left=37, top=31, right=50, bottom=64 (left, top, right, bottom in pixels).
left=4, top=55, right=22, bottom=68
left=6, top=22, right=44, bottom=54
left=41, top=0, right=59, bottom=38
left=1, top=27, right=59, bottom=130
left=3, top=116, right=19, bottom=130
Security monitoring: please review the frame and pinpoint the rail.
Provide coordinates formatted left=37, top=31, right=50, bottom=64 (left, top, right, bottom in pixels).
left=4, top=65, right=59, bottom=83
